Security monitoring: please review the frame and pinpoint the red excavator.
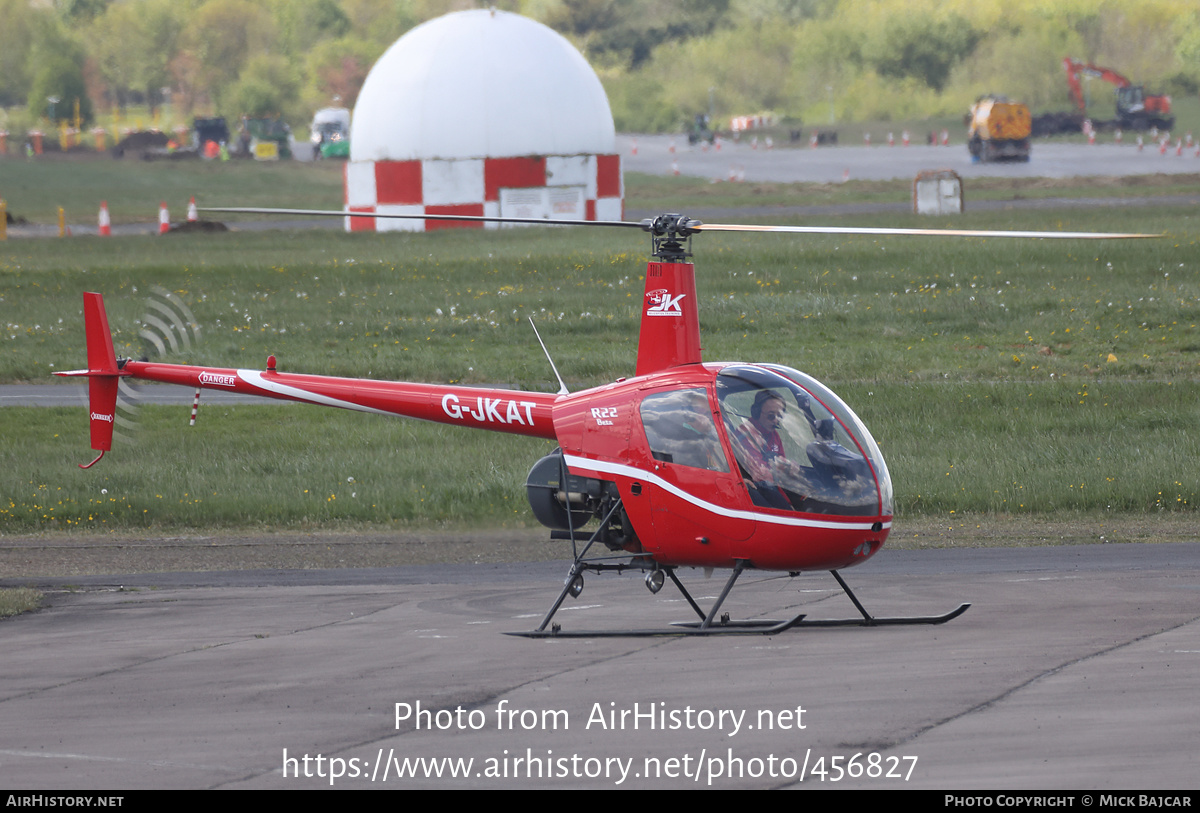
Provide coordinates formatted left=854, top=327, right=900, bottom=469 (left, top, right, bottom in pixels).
left=1062, top=57, right=1173, bottom=131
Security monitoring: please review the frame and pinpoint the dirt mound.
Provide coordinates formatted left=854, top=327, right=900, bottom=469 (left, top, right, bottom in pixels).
left=111, top=130, right=170, bottom=158
left=166, top=220, right=228, bottom=234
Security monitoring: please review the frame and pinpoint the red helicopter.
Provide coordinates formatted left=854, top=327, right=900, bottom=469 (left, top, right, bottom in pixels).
left=58, top=210, right=1153, bottom=636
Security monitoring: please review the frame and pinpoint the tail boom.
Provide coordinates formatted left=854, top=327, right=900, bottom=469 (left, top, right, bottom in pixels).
left=61, top=292, right=561, bottom=471
left=119, top=360, right=560, bottom=439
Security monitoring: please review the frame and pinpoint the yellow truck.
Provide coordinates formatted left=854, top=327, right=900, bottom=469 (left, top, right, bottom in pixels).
left=967, top=96, right=1031, bottom=162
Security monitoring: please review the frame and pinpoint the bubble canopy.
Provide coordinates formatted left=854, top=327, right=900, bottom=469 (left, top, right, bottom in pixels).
left=715, top=364, right=893, bottom=517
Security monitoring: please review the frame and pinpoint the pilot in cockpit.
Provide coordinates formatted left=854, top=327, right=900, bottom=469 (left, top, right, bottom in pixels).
left=731, top=388, right=873, bottom=513
left=733, top=390, right=804, bottom=509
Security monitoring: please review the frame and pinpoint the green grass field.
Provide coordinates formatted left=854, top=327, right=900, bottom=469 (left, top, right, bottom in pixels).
left=1, top=157, right=346, bottom=224
left=2, top=159, right=1197, bottom=540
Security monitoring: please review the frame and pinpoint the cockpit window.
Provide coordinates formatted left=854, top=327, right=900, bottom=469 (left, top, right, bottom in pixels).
left=716, top=365, right=889, bottom=516
left=640, top=388, right=729, bottom=472
left=762, top=364, right=893, bottom=516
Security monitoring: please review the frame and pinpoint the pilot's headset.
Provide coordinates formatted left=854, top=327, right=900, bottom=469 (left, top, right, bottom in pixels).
left=752, top=389, right=815, bottom=426
left=751, top=390, right=786, bottom=421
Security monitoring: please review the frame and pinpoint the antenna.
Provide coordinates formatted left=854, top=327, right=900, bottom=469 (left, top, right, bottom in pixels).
left=528, top=317, right=568, bottom=395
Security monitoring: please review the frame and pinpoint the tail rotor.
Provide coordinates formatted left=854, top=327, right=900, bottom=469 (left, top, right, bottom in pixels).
left=117, top=286, right=204, bottom=441
left=58, top=288, right=203, bottom=467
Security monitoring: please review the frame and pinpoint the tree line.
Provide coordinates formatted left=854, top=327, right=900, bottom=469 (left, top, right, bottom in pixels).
left=0, top=0, right=1196, bottom=138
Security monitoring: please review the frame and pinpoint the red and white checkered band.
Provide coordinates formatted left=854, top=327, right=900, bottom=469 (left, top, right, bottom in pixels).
left=343, top=154, right=623, bottom=232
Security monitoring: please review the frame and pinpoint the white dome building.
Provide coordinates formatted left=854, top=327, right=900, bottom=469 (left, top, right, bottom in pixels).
left=345, top=9, right=622, bottom=232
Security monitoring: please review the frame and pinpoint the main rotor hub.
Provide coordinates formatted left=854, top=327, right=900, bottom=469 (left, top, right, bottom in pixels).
left=640, top=213, right=703, bottom=262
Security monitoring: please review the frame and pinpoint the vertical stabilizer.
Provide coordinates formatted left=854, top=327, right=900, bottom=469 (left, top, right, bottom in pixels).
left=82, top=291, right=119, bottom=374
left=55, top=293, right=127, bottom=465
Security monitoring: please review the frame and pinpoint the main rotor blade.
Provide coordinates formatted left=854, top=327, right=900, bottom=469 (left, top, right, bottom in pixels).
left=694, top=223, right=1159, bottom=239
left=201, top=206, right=1159, bottom=240
left=200, top=206, right=642, bottom=230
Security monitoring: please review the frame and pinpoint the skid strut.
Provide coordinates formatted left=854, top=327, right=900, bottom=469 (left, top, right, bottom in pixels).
left=529, top=497, right=642, bottom=634
left=516, top=555, right=808, bottom=638
left=796, top=570, right=971, bottom=627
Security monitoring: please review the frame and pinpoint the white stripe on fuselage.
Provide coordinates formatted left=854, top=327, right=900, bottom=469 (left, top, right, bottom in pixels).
left=563, top=453, right=889, bottom=532
left=237, top=370, right=394, bottom=416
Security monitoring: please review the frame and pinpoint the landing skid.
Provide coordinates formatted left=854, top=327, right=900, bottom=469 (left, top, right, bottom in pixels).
left=667, top=569, right=969, bottom=630
left=509, top=613, right=807, bottom=639
left=510, top=514, right=970, bottom=637
left=672, top=605, right=970, bottom=628
left=788, top=570, right=970, bottom=627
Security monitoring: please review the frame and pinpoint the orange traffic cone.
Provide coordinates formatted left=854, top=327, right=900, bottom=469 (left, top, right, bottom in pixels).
left=98, top=201, right=111, bottom=237
left=158, top=201, right=170, bottom=234
left=187, top=196, right=198, bottom=222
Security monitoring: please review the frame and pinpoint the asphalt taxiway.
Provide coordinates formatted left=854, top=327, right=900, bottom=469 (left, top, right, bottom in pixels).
left=4, top=137, right=1197, bottom=790
left=2, top=542, right=1197, bottom=789
left=617, top=133, right=1200, bottom=184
